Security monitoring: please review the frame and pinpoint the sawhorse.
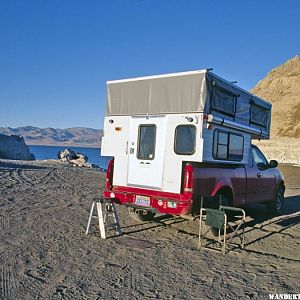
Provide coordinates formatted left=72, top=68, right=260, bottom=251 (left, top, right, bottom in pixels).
left=85, top=198, right=122, bottom=239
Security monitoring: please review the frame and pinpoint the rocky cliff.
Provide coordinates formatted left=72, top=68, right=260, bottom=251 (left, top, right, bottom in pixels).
left=0, top=134, right=35, bottom=160
left=251, top=56, right=300, bottom=138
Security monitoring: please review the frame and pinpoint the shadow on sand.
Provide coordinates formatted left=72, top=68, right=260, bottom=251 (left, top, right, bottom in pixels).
left=119, top=215, right=187, bottom=235
left=242, top=194, right=300, bottom=244
left=107, top=195, right=300, bottom=260
left=245, top=195, right=300, bottom=228
left=119, top=195, right=300, bottom=236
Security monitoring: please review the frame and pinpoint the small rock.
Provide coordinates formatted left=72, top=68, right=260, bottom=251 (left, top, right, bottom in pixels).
left=57, top=149, right=78, bottom=160
left=57, top=148, right=91, bottom=168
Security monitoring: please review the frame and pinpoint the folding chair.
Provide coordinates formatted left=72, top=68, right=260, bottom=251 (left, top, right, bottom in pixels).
left=220, top=205, right=246, bottom=250
left=199, top=208, right=227, bottom=254
left=198, top=206, right=246, bottom=254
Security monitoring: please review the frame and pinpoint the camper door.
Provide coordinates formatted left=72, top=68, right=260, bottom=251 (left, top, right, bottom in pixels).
left=127, top=116, right=165, bottom=189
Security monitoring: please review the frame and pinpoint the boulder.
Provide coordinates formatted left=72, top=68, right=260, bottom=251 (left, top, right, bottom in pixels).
left=0, top=134, right=35, bottom=160
left=57, top=149, right=91, bottom=167
left=57, top=149, right=78, bottom=160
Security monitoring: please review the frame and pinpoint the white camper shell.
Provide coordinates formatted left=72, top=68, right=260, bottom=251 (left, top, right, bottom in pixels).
left=101, top=70, right=271, bottom=195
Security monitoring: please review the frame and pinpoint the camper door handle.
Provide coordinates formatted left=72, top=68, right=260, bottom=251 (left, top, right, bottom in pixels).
left=257, top=173, right=261, bottom=178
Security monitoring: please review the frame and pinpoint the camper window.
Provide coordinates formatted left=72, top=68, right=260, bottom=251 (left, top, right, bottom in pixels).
left=137, top=124, right=156, bottom=160
left=174, top=125, right=196, bottom=155
left=250, top=103, right=267, bottom=127
left=211, top=86, right=236, bottom=117
left=213, top=130, right=244, bottom=161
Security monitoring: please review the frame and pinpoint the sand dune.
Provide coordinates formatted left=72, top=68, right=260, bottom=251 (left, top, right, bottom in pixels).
left=0, top=159, right=299, bottom=298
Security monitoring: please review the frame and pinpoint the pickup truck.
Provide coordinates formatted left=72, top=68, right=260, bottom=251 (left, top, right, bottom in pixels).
left=104, top=144, right=285, bottom=221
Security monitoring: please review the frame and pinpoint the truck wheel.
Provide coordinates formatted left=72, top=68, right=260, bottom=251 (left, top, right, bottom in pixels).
left=128, top=208, right=156, bottom=222
left=267, top=186, right=284, bottom=215
left=209, top=193, right=231, bottom=210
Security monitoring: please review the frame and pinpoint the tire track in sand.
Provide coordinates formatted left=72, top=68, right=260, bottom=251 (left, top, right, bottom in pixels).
left=17, top=265, right=52, bottom=299
left=13, top=169, right=34, bottom=186
left=37, top=168, right=72, bottom=188
left=52, top=169, right=72, bottom=188
left=0, top=255, right=22, bottom=300
left=0, top=170, right=10, bottom=181
left=0, top=169, right=34, bottom=196
left=9, top=168, right=70, bottom=189
left=0, top=212, right=10, bottom=230
left=0, top=170, right=18, bottom=187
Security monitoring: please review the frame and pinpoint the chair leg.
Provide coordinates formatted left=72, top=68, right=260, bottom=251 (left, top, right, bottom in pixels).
left=198, top=209, right=203, bottom=248
left=223, top=214, right=227, bottom=254
left=241, top=220, right=245, bottom=249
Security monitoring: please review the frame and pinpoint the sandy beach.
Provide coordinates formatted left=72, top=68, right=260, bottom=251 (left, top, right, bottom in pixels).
left=0, top=159, right=299, bottom=299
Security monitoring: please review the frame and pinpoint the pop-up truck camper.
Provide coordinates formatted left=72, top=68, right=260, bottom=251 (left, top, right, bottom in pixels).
left=101, top=70, right=285, bottom=221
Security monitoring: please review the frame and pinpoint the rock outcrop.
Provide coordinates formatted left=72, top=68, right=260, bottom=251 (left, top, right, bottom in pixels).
left=251, top=56, right=300, bottom=138
left=0, top=134, right=35, bottom=160
left=57, top=149, right=97, bottom=168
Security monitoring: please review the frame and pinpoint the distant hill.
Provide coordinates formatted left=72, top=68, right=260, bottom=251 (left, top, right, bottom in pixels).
left=251, top=56, right=300, bottom=138
left=0, top=126, right=103, bottom=148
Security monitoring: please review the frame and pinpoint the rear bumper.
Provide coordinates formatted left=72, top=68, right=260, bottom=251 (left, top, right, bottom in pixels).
left=104, top=186, right=193, bottom=215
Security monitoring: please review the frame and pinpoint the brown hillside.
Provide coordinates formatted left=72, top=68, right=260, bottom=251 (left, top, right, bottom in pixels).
left=0, top=127, right=103, bottom=148
left=251, top=56, right=300, bottom=138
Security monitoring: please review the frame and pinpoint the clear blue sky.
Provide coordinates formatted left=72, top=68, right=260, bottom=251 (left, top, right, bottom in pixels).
left=0, top=0, right=299, bottom=129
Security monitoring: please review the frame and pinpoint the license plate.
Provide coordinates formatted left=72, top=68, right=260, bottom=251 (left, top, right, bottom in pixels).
left=135, top=195, right=150, bottom=207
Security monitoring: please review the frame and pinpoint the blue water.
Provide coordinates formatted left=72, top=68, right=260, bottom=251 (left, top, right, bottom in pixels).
left=29, top=145, right=111, bottom=170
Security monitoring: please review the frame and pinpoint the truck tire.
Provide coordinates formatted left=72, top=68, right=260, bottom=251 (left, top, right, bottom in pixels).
left=267, top=186, right=285, bottom=215
left=128, top=208, right=156, bottom=222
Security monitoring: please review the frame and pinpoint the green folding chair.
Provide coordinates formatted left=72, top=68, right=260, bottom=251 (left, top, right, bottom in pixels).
left=198, top=205, right=246, bottom=254
left=220, top=205, right=246, bottom=250
left=199, top=208, right=227, bottom=254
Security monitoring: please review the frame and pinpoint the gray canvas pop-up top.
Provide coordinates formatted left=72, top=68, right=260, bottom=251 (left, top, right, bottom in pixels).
left=106, top=70, right=271, bottom=138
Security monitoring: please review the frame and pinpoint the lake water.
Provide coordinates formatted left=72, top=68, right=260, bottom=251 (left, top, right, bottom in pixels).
left=29, top=145, right=111, bottom=170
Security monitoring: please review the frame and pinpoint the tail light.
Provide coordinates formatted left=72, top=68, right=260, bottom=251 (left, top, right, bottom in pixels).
left=183, top=163, right=194, bottom=194
left=106, top=159, right=114, bottom=190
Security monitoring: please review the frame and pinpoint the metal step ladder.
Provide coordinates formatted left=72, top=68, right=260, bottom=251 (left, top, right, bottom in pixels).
left=85, top=198, right=122, bottom=239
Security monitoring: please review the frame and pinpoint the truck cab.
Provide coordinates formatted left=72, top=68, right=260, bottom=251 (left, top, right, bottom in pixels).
left=246, top=145, right=285, bottom=213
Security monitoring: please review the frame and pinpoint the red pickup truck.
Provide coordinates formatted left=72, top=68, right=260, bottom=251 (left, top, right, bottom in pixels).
left=104, top=144, right=285, bottom=221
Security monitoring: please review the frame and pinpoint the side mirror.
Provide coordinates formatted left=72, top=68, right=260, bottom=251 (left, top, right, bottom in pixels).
left=269, top=160, right=278, bottom=168
left=257, top=162, right=268, bottom=170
